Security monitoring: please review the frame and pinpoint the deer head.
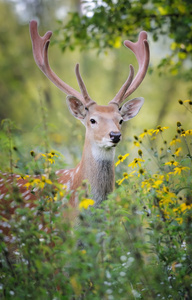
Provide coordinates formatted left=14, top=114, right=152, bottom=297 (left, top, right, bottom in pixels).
left=29, top=21, right=149, bottom=153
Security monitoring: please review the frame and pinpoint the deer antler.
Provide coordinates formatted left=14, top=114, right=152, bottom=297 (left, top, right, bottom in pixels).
left=29, top=20, right=94, bottom=106
left=30, top=21, right=149, bottom=108
left=109, top=65, right=134, bottom=106
left=109, top=31, right=150, bottom=106
left=75, top=64, right=96, bottom=107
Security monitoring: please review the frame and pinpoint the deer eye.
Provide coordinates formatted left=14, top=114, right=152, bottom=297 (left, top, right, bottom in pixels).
left=119, top=119, right=123, bottom=125
left=90, top=118, right=96, bottom=124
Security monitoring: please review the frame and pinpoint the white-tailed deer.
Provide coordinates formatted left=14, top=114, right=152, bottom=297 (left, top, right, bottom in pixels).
left=0, top=21, right=149, bottom=233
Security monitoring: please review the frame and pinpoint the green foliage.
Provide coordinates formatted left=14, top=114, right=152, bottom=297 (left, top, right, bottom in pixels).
left=57, top=0, right=192, bottom=74
left=0, top=102, right=192, bottom=299
left=0, top=2, right=191, bottom=298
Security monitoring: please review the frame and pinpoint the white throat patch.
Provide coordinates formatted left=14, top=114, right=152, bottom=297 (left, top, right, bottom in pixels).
left=91, top=144, right=115, bottom=162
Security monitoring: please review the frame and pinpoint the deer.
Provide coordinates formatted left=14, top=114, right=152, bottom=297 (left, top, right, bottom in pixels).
left=0, top=21, right=149, bottom=242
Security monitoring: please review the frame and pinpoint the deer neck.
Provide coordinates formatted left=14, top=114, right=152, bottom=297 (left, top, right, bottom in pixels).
left=79, top=139, right=115, bottom=204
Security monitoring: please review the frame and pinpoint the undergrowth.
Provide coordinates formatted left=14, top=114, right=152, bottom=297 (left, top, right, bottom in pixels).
left=0, top=100, right=192, bottom=299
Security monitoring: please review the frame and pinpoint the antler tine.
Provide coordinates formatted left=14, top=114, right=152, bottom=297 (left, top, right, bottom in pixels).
left=122, top=31, right=150, bottom=100
left=109, top=64, right=134, bottom=106
left=109, top=31, right=149, bottom=106
left=75, top=64, right=96, bottom=107
left=29, top=20, right=84, bottom=102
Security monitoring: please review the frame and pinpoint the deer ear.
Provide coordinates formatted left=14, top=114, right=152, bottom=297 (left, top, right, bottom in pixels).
left=120, top=97, right=144, bottom=121
left=66, top=96, right=87, bottom=120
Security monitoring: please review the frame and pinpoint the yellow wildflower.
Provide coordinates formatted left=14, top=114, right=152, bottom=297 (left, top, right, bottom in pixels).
left=117, top=171, right=136, bottom=185
left=162, top=186, right=169, bottom=193
left=173, top=166, right=190, bottom=175
left=23, top=182, right=32, bottom=189
left=178, top=202, right=192, bottom=212
left=139, top=129, right=154, bottom=139
left=128, top=158, right=145, bottom=168
left=152, top=180, right=163, bottom=189
left=115, top=153, right=129, bottom=166
left=34, top=176, right=52, bottom=189
left=47, top=187, right=67, bottom=202
left=141, top=178, right=153, bottom=192
left=138, top=168, right=145, bottom=177
left=46, top=195, right=54, bottom=203
left=141, top=175, right=165, bottom=191
left=153, top=126, right=169, bottom=135
left=133, top=141, right=140, bottom=147
left=24, top=175, right=53, bottom=190
left=79, top=198, right=95, bottom=210
left=173, top=201, right=192, bottom=225
left=42, top=151, right=58, bottom=164
left=17, top=175, right=30, bottom=180
left=160, top=197, right=174, bottom=206
left=123, top=172, right=128, bottom=178
left=116, top=178, right=125, bottom=185
left=176, top=217, right=183, bottom=224
left=181, top=129, right=192, bottom=136
left=174, top=147, right=182, bottom=156
left=165, top=161, right=179, bottom=167
left=184, top=99, right=192, bottom=104
left=141, top=180, right=148, bottom=189
left=59, top=189, right=67, bottom=197
left=162, top=209, right=171, bottom=220
left=116, top=172, right=128, bottom=185
left=153, top=174, right=164, bottom=181
left=157, top=187, right=177, bottom=207
left=180, top=129, right=192, bottom=137
left=170, top=138, right=181, bottom=146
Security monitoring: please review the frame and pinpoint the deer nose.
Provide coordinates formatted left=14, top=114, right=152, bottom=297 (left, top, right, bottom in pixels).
left=109, top=131, right=121, bottom=143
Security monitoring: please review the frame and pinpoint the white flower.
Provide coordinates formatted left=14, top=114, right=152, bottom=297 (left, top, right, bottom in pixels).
left=120, top=255, right=127, bottom=262
left=132, top=289, right=140, bottom=298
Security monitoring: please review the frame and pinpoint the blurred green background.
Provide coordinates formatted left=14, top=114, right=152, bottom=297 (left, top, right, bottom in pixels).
left=0, top=0, right=191, bottom=171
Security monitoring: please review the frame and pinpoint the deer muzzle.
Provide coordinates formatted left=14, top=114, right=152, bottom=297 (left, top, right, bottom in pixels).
left=109, top=131, right=121, bottom=144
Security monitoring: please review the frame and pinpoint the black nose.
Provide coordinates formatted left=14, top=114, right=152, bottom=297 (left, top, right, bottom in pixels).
left=110, top=131, right=121, bottom=143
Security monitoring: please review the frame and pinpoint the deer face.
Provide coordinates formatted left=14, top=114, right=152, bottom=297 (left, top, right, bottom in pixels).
left=84, top=104, right=122, bottom=148
left=66, top=96, right=144, bottom=149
